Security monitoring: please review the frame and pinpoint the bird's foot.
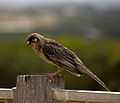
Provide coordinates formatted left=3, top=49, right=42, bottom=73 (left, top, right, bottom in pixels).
left=47, top=73, right=61, bottom=80
left=47, top=70, right=63, bottom=81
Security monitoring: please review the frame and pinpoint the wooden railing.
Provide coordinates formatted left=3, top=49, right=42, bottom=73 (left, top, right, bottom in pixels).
left=0, top=75, right=120, bottom=103
left=0, top=88, right=13, bottom=103
left=53, top=89, right=120, bottom=103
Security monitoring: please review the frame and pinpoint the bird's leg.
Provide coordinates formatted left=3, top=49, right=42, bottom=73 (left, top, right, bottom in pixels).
left=48, top=69, right=63, bottom=80
left=53, top=69, right=63, bottom=75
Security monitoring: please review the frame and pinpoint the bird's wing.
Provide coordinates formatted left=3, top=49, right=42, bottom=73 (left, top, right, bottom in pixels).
left=42, top=42, right=82, bottom=75
left=42, top=41, right=110, bottom=91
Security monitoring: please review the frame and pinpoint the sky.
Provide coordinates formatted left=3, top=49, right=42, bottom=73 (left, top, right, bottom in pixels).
left=0, top=0, right=120, bottom=7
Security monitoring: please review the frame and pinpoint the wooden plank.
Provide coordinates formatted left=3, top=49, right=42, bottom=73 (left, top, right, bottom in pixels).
left=0, top=88, right=13, bottom=99
left=53, top=89, right=120, bottom=103
left=12, top=87, right=16, bottom=103
left=15, top=74, right=64, bottom=103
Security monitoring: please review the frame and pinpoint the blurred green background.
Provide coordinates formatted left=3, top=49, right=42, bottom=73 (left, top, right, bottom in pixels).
left=0, top=0, right=120, bottom=91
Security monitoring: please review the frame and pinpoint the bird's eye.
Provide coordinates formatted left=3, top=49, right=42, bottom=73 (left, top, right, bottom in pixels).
left=33, top=38, right=38, bottom=42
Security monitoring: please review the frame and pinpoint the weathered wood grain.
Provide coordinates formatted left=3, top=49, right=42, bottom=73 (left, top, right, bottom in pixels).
left=0, top=88, right=13, bottom=103
left=0, top=88, right=13, bottom=99
left=15, top=74, right=64, bottom=103
left=53, top=89, right=120, bottom=103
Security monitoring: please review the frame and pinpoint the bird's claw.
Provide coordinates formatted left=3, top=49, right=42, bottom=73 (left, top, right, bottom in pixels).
left=47, top=72, right=62, bottom=82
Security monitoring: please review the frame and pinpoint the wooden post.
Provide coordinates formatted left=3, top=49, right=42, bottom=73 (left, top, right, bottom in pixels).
left=15, top=74, right=64, bottom=103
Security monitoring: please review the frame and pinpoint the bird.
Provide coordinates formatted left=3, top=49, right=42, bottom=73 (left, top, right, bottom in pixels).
left=25, top=32, right=110, bottom=91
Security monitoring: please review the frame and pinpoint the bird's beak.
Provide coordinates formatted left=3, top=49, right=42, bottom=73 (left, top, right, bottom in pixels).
left=26, top=41, right=30, bottom=46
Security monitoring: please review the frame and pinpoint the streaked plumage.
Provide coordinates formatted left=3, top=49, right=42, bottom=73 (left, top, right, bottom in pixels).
left=26, top=33, right=110, bottom=91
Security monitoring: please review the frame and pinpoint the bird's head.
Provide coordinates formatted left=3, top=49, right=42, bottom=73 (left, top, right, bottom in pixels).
left=25, top=33, right=45, bottom=50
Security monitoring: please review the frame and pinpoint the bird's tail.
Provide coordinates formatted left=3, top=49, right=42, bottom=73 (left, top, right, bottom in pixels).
left=78, top=64, right=110, bottom=91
